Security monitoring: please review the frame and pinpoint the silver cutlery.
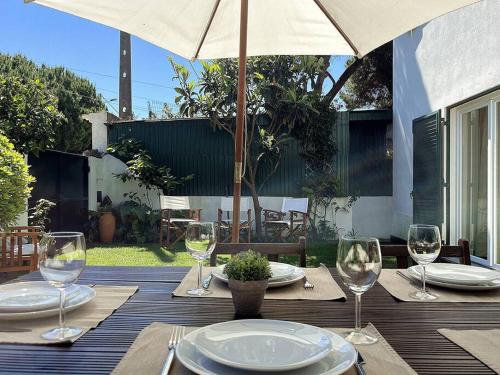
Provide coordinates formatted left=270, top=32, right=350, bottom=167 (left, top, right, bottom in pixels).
left=396, top=270, right=421, bottom=287
left=202, top=272, right=213, bottom=290
left=160, top=326, right=185, bottom=375
left=354, top=351, right=366, bottom=375
left=303, top=276, right=314, bottom=289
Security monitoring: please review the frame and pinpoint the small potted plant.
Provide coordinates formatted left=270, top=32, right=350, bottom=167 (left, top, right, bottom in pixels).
left=224, top=250, right=272, bottom=316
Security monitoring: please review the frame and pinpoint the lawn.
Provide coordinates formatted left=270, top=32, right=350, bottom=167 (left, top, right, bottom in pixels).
left=86, top=242, right=339, bottom=267
left=87, top=242, right=397, bottom=268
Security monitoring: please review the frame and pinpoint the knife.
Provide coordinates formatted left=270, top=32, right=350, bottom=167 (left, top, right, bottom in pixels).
left=202, top=272, right=213, bottom=290
left=354, top=351, right=366, bottom=375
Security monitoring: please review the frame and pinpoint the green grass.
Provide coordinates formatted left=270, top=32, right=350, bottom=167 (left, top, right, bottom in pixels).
left=87, top=242, right=396, bottom=268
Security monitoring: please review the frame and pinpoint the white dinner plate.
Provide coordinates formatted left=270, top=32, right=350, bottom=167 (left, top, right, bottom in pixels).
left=213, top=262, right=296, bottom=283
left=177, top=320, right=356, bottom=375
left=212, top=262, right=304, bottom=288
left=0, top=285, right=95, bottom=320
left=407, top=266, right=500, bottom=291
left=409, top=264, right=500, bottom=285
left=0, top=282, right=80, bottom=312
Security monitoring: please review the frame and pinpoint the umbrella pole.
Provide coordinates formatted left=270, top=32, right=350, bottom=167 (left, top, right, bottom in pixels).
left=231, top=0, right=249, bottom=244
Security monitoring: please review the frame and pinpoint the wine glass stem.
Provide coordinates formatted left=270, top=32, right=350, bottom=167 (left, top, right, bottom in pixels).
left=355, top=293, right=362, bottom=333
left=197, top=260, right=203, bottom=290
left=58, top=287, right=66, bottom=338
left=422, top=265, right=427, bottom=294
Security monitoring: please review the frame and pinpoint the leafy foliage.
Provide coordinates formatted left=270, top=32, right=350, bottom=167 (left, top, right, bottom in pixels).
left=0, top=134, right=35, bottom=230
left=0, top=75, right=62, bottom=155
left=28, top=199, right=56, bottom=232
left=107, top=137, right=193, bottom=200
left=115, top=200, right=160, bottom=244
left=171, top=56, right=338, bottom=235
left=0, top=54, right=105, bottom=153
left=224, top=250, right=272, bottom=282
left=340, top=42, right=393, bottom=110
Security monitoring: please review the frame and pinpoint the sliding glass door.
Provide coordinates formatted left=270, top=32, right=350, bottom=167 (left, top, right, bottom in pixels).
left=454, top=91, right=500, bottom=267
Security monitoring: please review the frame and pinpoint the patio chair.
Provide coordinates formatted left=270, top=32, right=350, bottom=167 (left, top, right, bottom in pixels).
left=159, top=196, right=201, bottom=246
left=217, top=197, right=252, bottom=243
left=210, top=236, right=306, bottom=267
left=0, top=226, right=42, bottom=274
left=380, top=239, right=471, bottom=268
left=263, top=198, right=309, bottom=242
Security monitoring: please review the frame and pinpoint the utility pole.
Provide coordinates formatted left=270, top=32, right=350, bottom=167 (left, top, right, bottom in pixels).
left=119, top=31, right=132, bottom=119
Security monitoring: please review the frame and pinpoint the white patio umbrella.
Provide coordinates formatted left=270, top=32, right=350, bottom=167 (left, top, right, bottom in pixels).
left=27, top=0, right=480, bottom=242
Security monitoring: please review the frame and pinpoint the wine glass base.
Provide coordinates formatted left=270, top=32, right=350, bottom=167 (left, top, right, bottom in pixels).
left=344, top=331, right=378, bottom=345
left=41, top=326, right=83, bottom=341
left=409, top=290, right=438, bottom=301
left=187, top=288, right=212, bottom=297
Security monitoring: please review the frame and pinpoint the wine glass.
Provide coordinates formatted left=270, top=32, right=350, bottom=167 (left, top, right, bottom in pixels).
left=337, top=236, right=382, bottom=345
left=38, top=232, right=86, bottom=341
left=185, top=222, right=216, bottom=296
left=407, top=224, right=441, bottom=301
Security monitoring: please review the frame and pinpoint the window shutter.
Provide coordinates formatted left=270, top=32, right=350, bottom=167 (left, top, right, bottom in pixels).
left=412, top=111, right=443, bottom=228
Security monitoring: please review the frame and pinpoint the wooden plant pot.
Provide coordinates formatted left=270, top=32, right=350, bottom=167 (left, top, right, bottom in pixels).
left=228, top=279, right=269, bottom=316
left=99, top=212, right=116, bottom=243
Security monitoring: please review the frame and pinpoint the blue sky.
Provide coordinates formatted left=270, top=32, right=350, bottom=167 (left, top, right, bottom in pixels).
left=0, top=0, right=350, bottom=119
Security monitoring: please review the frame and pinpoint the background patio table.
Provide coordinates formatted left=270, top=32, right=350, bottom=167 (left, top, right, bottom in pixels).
left=1, top=266, right=499, bottom=375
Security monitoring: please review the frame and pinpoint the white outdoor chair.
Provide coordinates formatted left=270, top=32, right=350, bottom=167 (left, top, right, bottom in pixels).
left=159, top=196, right=201, bottom=246
left=263, top=198, right=309, bottom=242
left=217, top=197, right=252, bottom=243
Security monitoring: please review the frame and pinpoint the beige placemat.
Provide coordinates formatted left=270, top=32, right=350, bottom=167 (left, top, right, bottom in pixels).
left=439, top=328, right=500, bottom=374
left=0, top=285, right=138, bottom=344
left=378, top=269, right=500, bottom=302
left=173, top=265, right=346, bottom=301
left=113, top=322, right=416, bottom=375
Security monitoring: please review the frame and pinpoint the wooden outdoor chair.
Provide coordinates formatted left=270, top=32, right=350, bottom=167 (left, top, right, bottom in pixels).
left=210, top=236, right=306, bottom=267
left=263, top=198, right=309, bottom=242
left=159, top=196, right=201, bottom=246
left=0, top=226, right=42, bottom=275
left=380, top=239, right=471, bottom=268
left=217, top=197, right=252, bottom=243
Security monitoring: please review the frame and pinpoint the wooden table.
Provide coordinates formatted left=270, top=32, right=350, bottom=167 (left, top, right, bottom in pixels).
left=1, top=266, right=499, bottom=375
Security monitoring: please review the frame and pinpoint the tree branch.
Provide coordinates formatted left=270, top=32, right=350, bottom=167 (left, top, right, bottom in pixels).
left=322, top=57, right=364, bottom=105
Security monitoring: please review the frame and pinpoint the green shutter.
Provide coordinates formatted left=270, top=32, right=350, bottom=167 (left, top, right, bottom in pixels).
left=412, top=110, right=443, bottom=227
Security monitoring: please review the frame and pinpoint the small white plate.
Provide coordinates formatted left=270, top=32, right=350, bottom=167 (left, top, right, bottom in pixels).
left=0, top=282, right=80, bottom=312
left=409, top=264, right=500, bottom=285
left=407, top=266, right=500, bottom=291
left=0, top=285, right=95, bottom=320
left=177, top=320, right=356, bottom=375
left=214, top=262, right=296, bottom=283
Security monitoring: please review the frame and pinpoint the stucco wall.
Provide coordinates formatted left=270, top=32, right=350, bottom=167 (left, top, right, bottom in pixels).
left=392, top=0, right=500, bottom=238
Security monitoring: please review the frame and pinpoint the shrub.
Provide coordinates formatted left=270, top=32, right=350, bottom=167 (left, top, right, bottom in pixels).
left=224, top=250, right=272, bottom=282
left=28, top=198, right=56, bottom=231
left=0, top=134, right=35, bottom=230
left=115, top=200, right=160, bottom=244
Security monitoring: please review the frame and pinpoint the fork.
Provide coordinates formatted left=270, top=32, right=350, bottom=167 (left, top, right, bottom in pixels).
left=160, top=326, right=186, bottom=375
left=303, top=276, right=314, bottom=289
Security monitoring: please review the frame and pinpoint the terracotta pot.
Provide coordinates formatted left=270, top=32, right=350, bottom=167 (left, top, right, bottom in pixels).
left=228, top=279, right=269, bottom=316
left=99, top=212, right=116, bottom=243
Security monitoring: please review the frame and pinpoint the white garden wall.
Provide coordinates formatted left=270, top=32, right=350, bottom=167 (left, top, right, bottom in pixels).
left=392, top=0, right=500, bottom=238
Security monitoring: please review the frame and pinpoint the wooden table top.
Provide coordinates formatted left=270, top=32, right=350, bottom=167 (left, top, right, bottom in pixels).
left=1, top=266, right=499, bottom=375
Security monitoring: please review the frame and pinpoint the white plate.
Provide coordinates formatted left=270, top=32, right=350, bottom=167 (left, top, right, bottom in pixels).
left=407, top=266, right=500, bottom=291
left=0, top=282, right=80, bottom=312
left=177, top=320, right=356, bottom=375
left=0, top=285, right=95, bottom=320
left=193, top=320, right=332, bottom=371
left=214, top=262, right=296, bottom=283
left=409, top=264, right=500, bottom=285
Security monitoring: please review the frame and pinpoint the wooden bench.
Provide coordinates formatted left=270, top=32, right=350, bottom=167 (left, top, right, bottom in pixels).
left=210, top=236, right=306, bottom=267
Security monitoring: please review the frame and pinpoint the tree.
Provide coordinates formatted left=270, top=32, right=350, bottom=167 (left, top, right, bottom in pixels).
left=0, top=134, right=35, bottom=230
left=340, top=42, right=393, bottom=110
left=0, top=54, right=106, bottom=153
left=171, top=56, right=340, bottom=236
left=0, top=75, right=62, bottom=155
